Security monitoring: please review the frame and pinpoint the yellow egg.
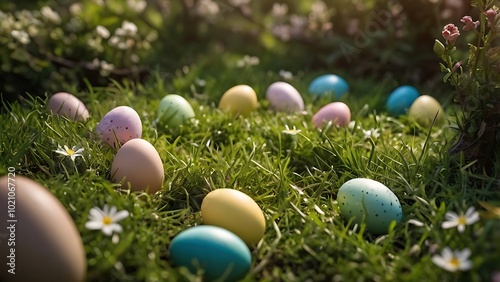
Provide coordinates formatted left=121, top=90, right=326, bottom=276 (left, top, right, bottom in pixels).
left=201, top=188, right=266, bottom=245
left=408, top=95, right=445, bottom=127
left=111, top=138, right=164, bottom=194
left=0, top=176, right=86, bottom=282
left=218, top=85, right=259, bottom=117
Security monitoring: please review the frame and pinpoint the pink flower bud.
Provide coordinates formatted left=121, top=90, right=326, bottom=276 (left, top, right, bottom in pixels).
left=485, top=9, right=498, bottom=27
left=442, top=24, right=460, bottom=46
left=452, top=61, right=462, bottom=73
left=460, top=16, right=479, bottom=31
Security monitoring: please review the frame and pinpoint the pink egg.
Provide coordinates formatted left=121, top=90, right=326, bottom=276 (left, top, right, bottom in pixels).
left=47, top=92, right=89, bottom=121
left=266, top=82, right=304, bottom=112
left=312, top=102, right=351, bottom=128
left=96, top=106, right=142, bottom=148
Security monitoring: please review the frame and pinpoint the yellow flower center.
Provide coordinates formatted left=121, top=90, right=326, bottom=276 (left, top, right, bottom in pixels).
left=102, top=216, right=113, bottom=225
left=66, top=149, right=75, bottom=155
left=458, top=216, right=467, bottom=225
left=450, top=257, right=460, bottom=268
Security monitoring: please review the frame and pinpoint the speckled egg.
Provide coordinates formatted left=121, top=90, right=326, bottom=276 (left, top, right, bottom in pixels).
left=157, top=94, right=195, bottom=128
left=308, top=74, right=349, bottom=99
left=0, top=176, right=86, bottom=282
left=47, top=92, right=89, bottom=121
left=218, top=85, right=258, bottom=117
left=408, top=95, right=445, bottom=127
left=312, top=102, right=351, bottom=128
left=169, top=225, right=251, bottom=282
left=96, top=106, right=142, bottom=148
left=266, top=82, right=304, bottom=113
left=386, top=86, right=420, bottom=116
left=337, top=178, right=403, bottom=235
left=111, top=138, right=164, bottom=194
left=201, top=188, right=266, bottom=245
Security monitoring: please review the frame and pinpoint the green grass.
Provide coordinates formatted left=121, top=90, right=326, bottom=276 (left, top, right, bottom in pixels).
left=1, top=61, right=499, bottom=282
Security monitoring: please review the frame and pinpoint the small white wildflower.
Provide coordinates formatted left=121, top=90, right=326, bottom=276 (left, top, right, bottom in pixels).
left=96, top=25, right=110, bottom=38
left=272, top=3, right=288, bottom=19
left=40, top=6, right=61, bottom=24
left=362, top=128, right=380, bottom=139
left=236, top=55, right=260, bottom=68
left=99, top=60, right=115, bottom=77
left=441, top=207, right=480, bottom=233
left=432, top=247, right=472, bottom=272
left=85, top=204, right=129, bottom=236
left=115, top=21, right=138, bottom=37
left=279, top=69, right=294, bottom=80
left=196, top=0, right=220, bottom=19
left=55, top=145, right=84, bottom=162
left=127, top=0, right=147, bottom=13
left=282, top=125, right=301, bottom=135
left=408, top=219, right=424, bottom=227
left=11, top=30, right=30, bottom=45
left=69, top=3, right=82, bottom=15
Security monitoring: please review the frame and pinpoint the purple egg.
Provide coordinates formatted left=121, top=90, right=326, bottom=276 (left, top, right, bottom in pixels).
left=96, top=106, right=142, bottom=148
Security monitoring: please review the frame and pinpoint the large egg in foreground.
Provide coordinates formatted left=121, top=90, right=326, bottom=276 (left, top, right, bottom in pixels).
left=111, top=138, right=164, bottom=193
left=0, top=176, right=86, bottom=282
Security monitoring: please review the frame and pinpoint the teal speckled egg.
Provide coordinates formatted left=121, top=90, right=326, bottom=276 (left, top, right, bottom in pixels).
left=337, top=178, right=403, bottom=235
left=157, top=94, right=195, bottom=128
left=169, top=225, right=251, bottom=281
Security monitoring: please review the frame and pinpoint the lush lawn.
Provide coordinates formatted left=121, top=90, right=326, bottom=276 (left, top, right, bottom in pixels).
left=1, top=60, right=499, bottom=282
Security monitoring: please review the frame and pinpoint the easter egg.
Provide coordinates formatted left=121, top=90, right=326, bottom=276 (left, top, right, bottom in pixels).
left=96, top=106, right=142, bottom=148
left=266, top=82, right=304, bottom=112
left=47, top=92, right=89, bottom=121
left=408, top=95, right=445, bottom=127
left=219, top=85, right=258, bottom=117
left=0, top=176, right=86, bottom=282
left=308, top=74, right=349, bottom=99
left=111, top=138, right=164, bottom=193
left=157, top=94, right=195, bottom=128
left=169, top=225, right=251, bottom=281
left=201, top=188, right=266, bottom=245
left=312, top=102, right=351, bottom=128
left=386, top=86, right=420, bottom=116
left=337, top=178, right=403, bottom=235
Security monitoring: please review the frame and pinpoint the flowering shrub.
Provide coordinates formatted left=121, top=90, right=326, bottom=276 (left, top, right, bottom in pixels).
left=433, top=0, right=500, bottom=172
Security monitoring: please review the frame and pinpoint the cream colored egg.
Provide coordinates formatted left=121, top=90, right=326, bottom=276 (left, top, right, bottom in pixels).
left=0, top=176, right=86, bottom=282
left=408, top=95, right=445, bottom=127
left=47, top=92, right=90, bottom=121
left=201, top=188, right=266, bottom=245
left=218, top=85, right=259, bottom=117
left=111, top=138, right=164, bottom=194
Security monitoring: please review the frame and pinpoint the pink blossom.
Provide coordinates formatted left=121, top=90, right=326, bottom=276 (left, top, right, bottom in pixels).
left=485, top=9, right=498, bottom=27
left=442, top=24, right=460, bottom=46
left=452, top=61, right=462, bottom=73
left=461, top=16, right=479, bottom=31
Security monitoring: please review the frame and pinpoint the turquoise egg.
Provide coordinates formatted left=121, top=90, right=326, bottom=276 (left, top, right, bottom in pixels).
left=157, top=94, right=195, bottom=128
left=169, top=225, right=251, bottom=281
left=386, top=86, right=419, bottom=116
left=337, top=178, right=403, bottom=235
left=308, top=74, right=349, bottom=99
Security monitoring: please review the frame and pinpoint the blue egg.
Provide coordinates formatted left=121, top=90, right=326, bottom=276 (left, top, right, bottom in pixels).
left=308, top=74, right=350, bottom=99
left=169, top=225, right=251, bottom=281
left=386, top=86, right=420, bottom=116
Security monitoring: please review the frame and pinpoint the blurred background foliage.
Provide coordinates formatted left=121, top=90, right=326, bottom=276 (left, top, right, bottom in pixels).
left=0, top=0, right=469, bottom=103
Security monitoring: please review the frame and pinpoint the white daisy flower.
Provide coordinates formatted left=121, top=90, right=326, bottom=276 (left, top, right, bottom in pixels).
left=441, top=207, right=480, bottom=233
left=55, top=145, right=84, bottom=162
left=432, top=247, right=472, bottom=272
left=282, top=125, right=301, bottom=135
left=85, top=205, right=129, bottom=236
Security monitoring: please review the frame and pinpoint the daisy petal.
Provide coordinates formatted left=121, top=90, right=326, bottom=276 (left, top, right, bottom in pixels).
left=112, top=210, right=130, bottom=222
left=441, top=221, right=458, bottom=229
left=102, top=225, right=114, bottom=236
left=111, top=224, right=123, bottom=233
left=444, top=211, right=459, bottom=220
left=457, top=224, right=465, bottom=233
left=85, top=221, right=103, bottom=230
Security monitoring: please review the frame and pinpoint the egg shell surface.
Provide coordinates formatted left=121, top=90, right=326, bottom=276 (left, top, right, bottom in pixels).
left=169, top=225, right=251, bottom=282
left=408, top=95, right=445, bottom=127
left=0, top=176, right=86, bottom=282
left=47, top=92, right=89, bottom=121
left=312, top=102, right=351, bottom=128
left=337, top=178, right=403, bottom=235
left=308, top=74, right=349, bottom=99
left=157, top=94, right=195, bottom=128
left=201, top=188, right=266, bottom=245
left=218, top=85, right=258, bottom=117
left=386, top=86, right=420, bottom=116
left=266, top=81, right=304, bottom=112
left=96, top=106, right=142, bottom=148
left=111, top=138, right=164, bottom=194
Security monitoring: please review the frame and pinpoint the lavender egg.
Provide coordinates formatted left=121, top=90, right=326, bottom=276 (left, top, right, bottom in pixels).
left=266, top=82, right=304, bottom=113
left=96, top=106, right=142, bottom=148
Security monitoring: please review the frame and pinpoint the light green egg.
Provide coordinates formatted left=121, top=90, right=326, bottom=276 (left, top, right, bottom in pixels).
left=157, top=94, right=195, bottom=128
left=408, top=95, right=445, bottom=127
left=337, top=178, right=403, bottom=235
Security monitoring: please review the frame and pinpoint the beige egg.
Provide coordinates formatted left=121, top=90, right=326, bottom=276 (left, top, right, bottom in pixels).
left=111, top=138, right=164, bottom=193
left=0, top=176, right=86, bottom=282
left=47, top=92, right=90, bottom=121
left=201, top=188, right=266, bottom=245
left=408, top=95, right=445, bottom=127
left=218, top=85, right=259, bottom=117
